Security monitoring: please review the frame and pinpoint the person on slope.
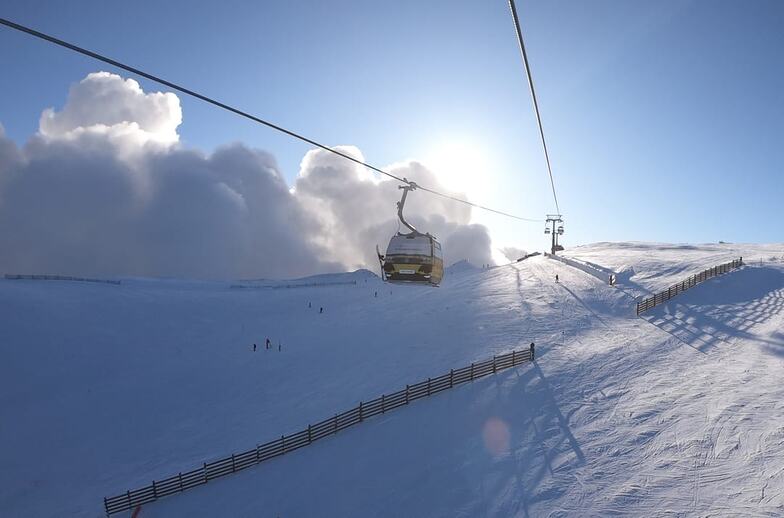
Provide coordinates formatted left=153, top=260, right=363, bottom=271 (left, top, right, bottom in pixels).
left=555, top=274, right=559, bottom=283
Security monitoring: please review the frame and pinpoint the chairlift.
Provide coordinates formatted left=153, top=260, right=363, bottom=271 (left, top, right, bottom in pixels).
left=557, top=225, right=564, bottom=235
left=544, top=227, right=551, bottom=234
left=376, top=181, right=444, bottom=286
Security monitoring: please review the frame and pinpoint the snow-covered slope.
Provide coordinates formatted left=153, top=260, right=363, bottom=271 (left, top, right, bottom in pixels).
left=563, top=241, right=783, bottom=297
left=2, top=242, right=783, bottom=517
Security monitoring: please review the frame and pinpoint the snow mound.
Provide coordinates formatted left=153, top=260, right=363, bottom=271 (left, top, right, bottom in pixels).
left=236, top=268, right=379, bottom=288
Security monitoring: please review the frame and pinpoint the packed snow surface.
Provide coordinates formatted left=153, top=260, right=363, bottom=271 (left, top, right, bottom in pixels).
left=1, top=242, right=783, bottom=517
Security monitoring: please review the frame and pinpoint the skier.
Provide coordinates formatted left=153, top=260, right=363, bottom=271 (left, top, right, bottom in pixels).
left=253, top=343, right=257, bottom=352
left=308, top=301, right=312, bottom=308
left=555, top=274, right=559, bottom=283
left=374, top=291, right=377, bottom=298
left=266, top=338, right=271, bottom=350
left=278, top=342, right=281, bottom=352
left=320, top=307, right=324, bottom=314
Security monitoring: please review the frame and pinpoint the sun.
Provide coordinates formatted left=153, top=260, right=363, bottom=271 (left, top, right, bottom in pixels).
left=422, top=138, right=493, bottom=197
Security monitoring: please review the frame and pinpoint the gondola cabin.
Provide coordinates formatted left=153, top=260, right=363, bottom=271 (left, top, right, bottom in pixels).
left=377, top=181, right=444, bottom=286
left=381, top=233, right=443, bottom=286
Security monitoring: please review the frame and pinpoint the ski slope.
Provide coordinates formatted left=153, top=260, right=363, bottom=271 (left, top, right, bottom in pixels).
left=1, top=243, right=783, bottom=517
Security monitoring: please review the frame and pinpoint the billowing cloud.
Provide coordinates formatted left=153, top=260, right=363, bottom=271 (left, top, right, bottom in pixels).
left=39, top=72, right=181, bottom=146
left=294, top=149, right=491, bottom=269
left=0, top=72, right=496, bottom=279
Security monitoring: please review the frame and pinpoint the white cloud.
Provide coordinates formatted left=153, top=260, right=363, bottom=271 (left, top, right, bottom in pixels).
left=0, top=72, right=497, bottom=279
left=39, top=72, right=181, bottom=147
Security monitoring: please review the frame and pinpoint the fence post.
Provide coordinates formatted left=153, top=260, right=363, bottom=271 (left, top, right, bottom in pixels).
left=203, top=463, right=207, bottom=482
left=179, top=472, right=183, bottom=492
left=333, top=414, right=338, bottom=433
left=530, top=342, right=535, bottom=360
left=126, top=490, right=131, bottom=510
left=427, top=378, right=431, bottom=396
left=512, top=350, right=516, bottom=365
left=281, top=434, right=286, bottom=452
left=231, top=454, right=236, bottom=472
left=493, top=355, right=497, bottom=373
left=450, top=368, right=454, bottom=387
left=405, top=384, right=409, bottom=404
left=153, top=480, right=158, bottom=498
left=382, top=394, right=386, bottom=413
left=470, top=363, right=474, bottom=380
left=359, top=402, right=363, bottom=422
left=308, top=424, right=312, bottom=442
left=104, top=497, right=108, bottom=517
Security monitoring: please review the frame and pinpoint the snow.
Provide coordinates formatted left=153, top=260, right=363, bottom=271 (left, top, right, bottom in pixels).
left=563, top=241, right=783, bottom=297
left=1, top=242, right=784, bottom=517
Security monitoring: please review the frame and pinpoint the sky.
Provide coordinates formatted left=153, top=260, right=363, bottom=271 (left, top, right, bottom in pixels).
left=0, top=0, right=783, bottom=277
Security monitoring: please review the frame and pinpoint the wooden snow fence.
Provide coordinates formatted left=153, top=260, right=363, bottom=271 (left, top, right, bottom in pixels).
left=104, top=345, right=536, bottom=515
left=4, top=273, right=121, bottom=285
left=635, top=257, right=743, bottom=315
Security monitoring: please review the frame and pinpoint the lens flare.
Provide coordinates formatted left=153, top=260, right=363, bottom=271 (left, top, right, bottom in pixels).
left=482, top=417, right=510, bottom=458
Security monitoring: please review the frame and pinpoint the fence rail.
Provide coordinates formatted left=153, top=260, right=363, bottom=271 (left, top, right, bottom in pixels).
left=230, top=280, right=357, bottom=290
left=4, top=273, right=121, bottom=285
left=636, top=257, right=743, bottom=315
left=104, top=345, right=536, bottom=515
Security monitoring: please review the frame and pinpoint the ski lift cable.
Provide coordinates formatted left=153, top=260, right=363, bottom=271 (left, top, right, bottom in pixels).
left=0, top=16, right=543, bottom=224
left=507, top=0, right=561, bottom=215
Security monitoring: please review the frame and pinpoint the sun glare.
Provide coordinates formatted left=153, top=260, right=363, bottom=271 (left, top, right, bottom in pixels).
left=423, top=138, right=493, bottom=198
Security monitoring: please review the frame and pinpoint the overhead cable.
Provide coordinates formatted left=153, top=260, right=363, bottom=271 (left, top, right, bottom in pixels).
left=0, top=16, right=542, bottom=223
left=507, top=0, right=561, bottom=215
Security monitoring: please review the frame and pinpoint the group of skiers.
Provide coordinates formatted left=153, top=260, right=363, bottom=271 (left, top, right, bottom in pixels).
left=252, top=337, right=281, bottom=352
left=307, top=301, right=325, bottom=313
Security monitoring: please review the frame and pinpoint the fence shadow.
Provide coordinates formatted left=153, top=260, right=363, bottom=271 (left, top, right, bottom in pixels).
left=452, top=358, right=585, bottom=518
left=644, top=267, right=784, bottom=355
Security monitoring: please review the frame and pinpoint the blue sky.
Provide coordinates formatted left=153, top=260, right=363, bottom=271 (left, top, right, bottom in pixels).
left=1, top=0, right=782, bottom=253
